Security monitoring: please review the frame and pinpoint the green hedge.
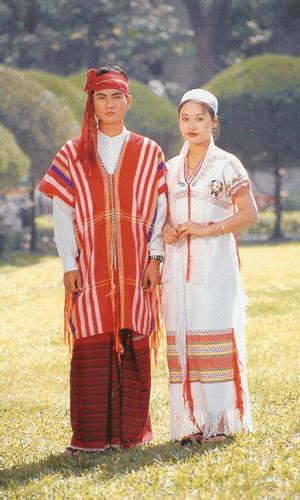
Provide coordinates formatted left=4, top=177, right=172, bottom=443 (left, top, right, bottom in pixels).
left=24, top=70, right=84, bottom=123
left=0, top=124, right=30, bottom=189
left=240, top=210, right=300, bottom=240
left=205, top=54, right=300, bottom=97
left=203, top=55, right=300, bottom=170
left=0, top=65, right=79, bottom=181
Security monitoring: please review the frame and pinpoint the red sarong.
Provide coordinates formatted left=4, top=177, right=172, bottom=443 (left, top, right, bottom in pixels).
left=69, top=330, right=152, bottom=451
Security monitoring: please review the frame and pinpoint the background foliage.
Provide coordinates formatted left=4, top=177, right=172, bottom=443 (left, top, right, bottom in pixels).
left=0, top=0, right=299, bottom=85
left=0, top=0, right=187, bottom=81
left=205, top=54, right=300, bottom=170
left=0, top=124, right=30, bottom=189
left=0, top=65, right=79, bottom=182
left=182, top=0, right=300, bottom=84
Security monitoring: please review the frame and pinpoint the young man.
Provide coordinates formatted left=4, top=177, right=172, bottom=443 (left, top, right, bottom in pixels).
left=39, top=65, right=167, bottom=455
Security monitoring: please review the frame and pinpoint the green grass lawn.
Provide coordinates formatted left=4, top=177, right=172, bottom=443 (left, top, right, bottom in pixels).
left=0, top=245, right=299, bottom=498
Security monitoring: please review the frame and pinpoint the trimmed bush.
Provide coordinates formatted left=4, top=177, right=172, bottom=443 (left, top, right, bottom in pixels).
left=0, top=124, right=30, bottom=189
left=0, top=65, right=79, bottom=180
left=205, top=54, right=300, bottom=97
left=24, top=70, right=84, bottom=123
left=203, top=55, right=300, bottom=170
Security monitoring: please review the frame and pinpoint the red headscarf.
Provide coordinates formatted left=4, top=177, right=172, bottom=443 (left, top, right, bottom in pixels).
left=78, top=68, right=129, bottom=172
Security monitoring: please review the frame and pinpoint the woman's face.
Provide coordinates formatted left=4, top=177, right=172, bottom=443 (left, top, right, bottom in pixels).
left=179, top=101, right=217, bottom=145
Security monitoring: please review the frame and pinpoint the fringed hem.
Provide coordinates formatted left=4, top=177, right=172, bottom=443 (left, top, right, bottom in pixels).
left=170, top=407, right=252, bottom=440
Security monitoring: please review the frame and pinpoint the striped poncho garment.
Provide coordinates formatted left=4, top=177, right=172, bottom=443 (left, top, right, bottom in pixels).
left=39, top=132, right=167, bottom=343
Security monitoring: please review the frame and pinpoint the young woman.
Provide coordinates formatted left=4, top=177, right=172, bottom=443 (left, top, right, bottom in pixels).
left=162, top=89, right=258, bottom=444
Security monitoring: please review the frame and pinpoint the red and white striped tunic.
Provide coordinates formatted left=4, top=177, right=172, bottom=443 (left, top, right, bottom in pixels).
left=39, top=132, right=167, bottom=340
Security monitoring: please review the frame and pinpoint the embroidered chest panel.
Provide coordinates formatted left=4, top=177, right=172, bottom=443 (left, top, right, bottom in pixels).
left=172, top=155, right=234, bottom=209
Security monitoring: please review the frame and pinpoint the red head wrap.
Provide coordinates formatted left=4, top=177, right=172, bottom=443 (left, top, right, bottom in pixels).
left=78, top=68, right=129, bottom=172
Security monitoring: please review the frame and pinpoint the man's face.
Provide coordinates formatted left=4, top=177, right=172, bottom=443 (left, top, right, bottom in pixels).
left=93, top=88, right=131, bottom=126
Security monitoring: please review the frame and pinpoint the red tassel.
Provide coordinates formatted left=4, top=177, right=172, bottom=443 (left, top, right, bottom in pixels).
left=108, top=262, right=123, bottom=365
left=183, top=355, right=202, bottom=432
left=150, top=286, right=165, bottom=366
left=186, top=236, right=191, bottom=282
left=231, top=329, right=244, bottom=421
left=64, top=290, right=74, bottom=355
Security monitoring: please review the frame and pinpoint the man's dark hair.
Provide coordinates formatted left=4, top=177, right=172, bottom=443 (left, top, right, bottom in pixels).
left=96, top=65, right=128, bottom=80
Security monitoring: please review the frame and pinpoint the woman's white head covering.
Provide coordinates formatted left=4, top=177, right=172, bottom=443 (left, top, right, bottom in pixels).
left=180, top=88, right=218, bottom=116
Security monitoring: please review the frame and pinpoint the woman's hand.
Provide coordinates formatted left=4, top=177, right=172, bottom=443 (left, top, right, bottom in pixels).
left=163, top=225, right=179, bottom=245
left=178, top=221, right=208, bottom=238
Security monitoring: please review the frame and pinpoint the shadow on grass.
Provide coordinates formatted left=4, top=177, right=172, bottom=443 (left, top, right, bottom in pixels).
left=1, top=438, right=236, bottom=488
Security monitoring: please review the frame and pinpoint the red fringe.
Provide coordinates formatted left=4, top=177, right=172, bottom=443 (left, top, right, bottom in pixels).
left=183, top=357, right=202, bottom=432
left=150, top=286, right=164, bottom=366
left=109, top=266, right=123, bottom=365
left=231, top=329, right=244, bottom=421
left=64, top=290, right=74, bottom=355
left=186, top=236, right=191, bottom=282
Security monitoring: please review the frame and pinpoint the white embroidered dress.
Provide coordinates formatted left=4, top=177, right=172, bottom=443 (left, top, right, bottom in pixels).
left=162, top=139, right=252, bottom=439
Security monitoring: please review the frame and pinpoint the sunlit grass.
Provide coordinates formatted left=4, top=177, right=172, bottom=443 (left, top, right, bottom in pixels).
left=0, top=244, right=299, bottom=498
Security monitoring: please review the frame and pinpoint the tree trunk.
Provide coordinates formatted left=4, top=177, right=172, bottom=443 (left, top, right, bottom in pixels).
left=182, top=0, right=232, bottom=85
left=29, top=175, right=37, bottom=252
left=272, top=153, right=284, bottom=241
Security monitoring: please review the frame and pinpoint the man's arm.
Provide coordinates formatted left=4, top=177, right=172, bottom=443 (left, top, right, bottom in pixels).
left=142, top=192, right=167, bottom=292
left=53, top=196, right=82, bottom=293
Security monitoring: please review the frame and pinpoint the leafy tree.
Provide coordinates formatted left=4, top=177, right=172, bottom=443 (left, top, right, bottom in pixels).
left=182, top=0, right=300, bottom=84
left=0, top=0, right=188, bottom=82
left=0, top=124, right=30, bottom=189
left=205, top=54, right=300, bottom=240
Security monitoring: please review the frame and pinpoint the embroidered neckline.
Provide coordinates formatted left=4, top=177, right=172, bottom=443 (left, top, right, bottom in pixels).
left=184, top=156, right=204, bottom=184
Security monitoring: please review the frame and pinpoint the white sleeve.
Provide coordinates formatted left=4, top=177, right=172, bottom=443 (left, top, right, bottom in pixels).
left=223, top=155, right=251, bottom=198
left=53, top=196, right=78, bottom=272
left=148, top=192, right=167, bottom=256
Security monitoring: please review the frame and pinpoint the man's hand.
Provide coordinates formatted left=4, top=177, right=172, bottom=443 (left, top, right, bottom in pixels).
left=142, top=259, right=160, bottom=293
left=63, top=270, right=83, bottom=294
